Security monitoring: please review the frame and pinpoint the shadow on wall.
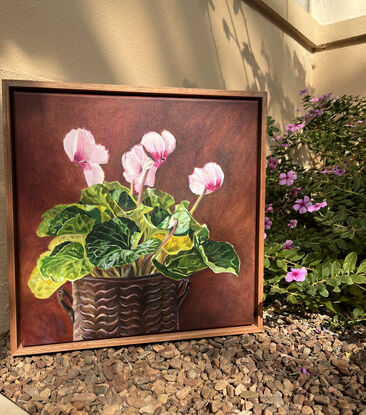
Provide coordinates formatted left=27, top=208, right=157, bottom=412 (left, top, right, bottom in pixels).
left=201, top=0, right=310, bottom=126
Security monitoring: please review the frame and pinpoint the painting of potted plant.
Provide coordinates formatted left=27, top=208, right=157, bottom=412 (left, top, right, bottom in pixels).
left=28, top=128, right=240, bottom=341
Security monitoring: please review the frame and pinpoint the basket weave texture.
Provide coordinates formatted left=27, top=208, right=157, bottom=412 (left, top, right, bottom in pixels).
left=70, top=274, right=189, bottom=341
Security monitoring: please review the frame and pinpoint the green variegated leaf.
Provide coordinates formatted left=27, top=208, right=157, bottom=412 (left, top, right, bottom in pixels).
left=80, top=184, right=123, bottom=217
left=153, top=248, right=207, bottom=280
left=37, top=204, right=101, bottom=237
left=28, top=260, right=63, bottom=299
left=57, top=214, right=95, bottom=236
left=142, top=188, right=175, bottom=211
left=197, top=240, right=240, bottom=276
left=103, top=181, right=137, bottom=211
left=85, top=217, right=160, bottom=269
left=38, top=242, right=93, bottom=283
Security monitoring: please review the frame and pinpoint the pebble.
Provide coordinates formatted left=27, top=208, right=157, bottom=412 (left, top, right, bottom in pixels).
left=0, top=304, right=364, bottom=414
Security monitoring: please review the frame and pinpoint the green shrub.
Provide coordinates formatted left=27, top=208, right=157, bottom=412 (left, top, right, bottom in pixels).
left=264, top=91, right=366, bottom=326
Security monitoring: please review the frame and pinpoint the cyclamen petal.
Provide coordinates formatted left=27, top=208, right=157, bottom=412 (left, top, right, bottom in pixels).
left=82, top=163, right=105, bottom=187
left=189, top=162, right=224, bottom=195
left=63, top=128, right=109, bottom=187
left=141, top=130, right=176, bottom=167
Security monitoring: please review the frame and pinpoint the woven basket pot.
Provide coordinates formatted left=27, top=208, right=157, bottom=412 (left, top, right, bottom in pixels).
left=58, top=274, right=190, bottom=341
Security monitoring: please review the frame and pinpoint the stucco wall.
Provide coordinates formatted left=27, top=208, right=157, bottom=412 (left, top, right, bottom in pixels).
left=313, top=43, right=366, bottom=97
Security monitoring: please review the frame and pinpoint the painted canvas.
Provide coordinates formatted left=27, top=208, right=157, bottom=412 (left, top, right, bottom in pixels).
left=3, top=81, right=266, bottom=355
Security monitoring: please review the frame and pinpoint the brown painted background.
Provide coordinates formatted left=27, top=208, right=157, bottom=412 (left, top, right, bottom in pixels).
left=11, top=91, right=260, bottom=347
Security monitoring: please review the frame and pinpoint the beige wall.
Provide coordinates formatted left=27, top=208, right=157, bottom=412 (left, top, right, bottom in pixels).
left=313, top=43, right=366, bottom=97
left=0, top=0, right=364, bottom=334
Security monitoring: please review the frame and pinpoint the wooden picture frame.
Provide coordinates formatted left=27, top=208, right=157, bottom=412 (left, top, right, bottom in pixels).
left=3, top=80, right=266, bottom=356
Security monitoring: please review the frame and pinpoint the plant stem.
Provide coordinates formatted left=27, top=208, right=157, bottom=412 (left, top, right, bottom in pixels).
left=137, top=169, right=150, bottom=205
left=130, top=180, right=134, bottom=194
left=190, top=189, right=205, bottom=215
left=141, top=221, right=178, bottom=274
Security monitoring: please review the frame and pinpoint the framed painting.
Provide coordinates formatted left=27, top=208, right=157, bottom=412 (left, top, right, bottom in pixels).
left=3, top=80, right=266, bottom=356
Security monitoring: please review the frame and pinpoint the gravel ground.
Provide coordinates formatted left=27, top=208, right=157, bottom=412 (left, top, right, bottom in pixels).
left=0, top=304, right=365, bottom=415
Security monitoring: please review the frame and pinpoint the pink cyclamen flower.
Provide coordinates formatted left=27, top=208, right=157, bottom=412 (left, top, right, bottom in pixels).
left=288, top=219, right=298, bottom=229
left=290, top=187, right=301, bottom=198
left=308, top=201, right=327, bottom=212
left=63, top=128, right=109, bottom=187
left=300, top=88, right=309, bottom=96
left=267, top=157, right=278, bottom=172
left=279, top=170, right=297, bottom=186
left=189, top=162, right=224, bottom=195
left=121, top=144, right=154, bottom=193
left=283, top=240, right=294, bottom=250
left=140, top=130, right=176, bottom=187
left=293, top=196, right=312, bottom=214
left=285, top=267, right=307, bottom=282
left=264, top=216, right=272, bottom=230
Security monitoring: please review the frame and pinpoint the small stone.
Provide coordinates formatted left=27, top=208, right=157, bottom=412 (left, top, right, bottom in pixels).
left=176, top=386, right=191, bottom=400
left=103, top=365, right=114, bottom=381
left=241, top=390, right=258, bottom=399
left=73, top=401, right=85, bottom=410
left=214, top=380, right=227, bottom=391
left=67, top=368, right=80, bottom=380
left=314, top=395, right=330, bottom=405
left=169, top=358, right=182, bottom=369
left=94, top=383, right=109, bottom=396
left=187, top=369, right=197, bottom=379
left=211, top=400, right=222, bottom=413
left=235, top=384, right=246, bottom=396
left=158, top=394, right=169, bottom=404
left=103, top=403, right=121, bottom=415
left=71, top=392, right=97, bottom=403
left=302, top=406, right=314, bottom=415
left=40, top=388, right=51, bottom=401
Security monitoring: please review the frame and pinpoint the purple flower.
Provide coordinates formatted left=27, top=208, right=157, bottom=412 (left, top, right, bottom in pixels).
left=345, top=124, right=353, bottom=127
left=314, top=328, right=321, bottom=334
left=286, top=267, right=307, bottom=282
left=323, top=327, right=330, bottom=333
left=265, top=216, right=272, bottom=230
left=333, top=165, right=346, bottom=176
left=264, top=232, right=267, bottom=240
left=313, top=109, right=323, bottom=117
left=298, top=367, right=310, bottom=376
left=286, top=123, right=305, bottom=133
left=293, top=196, right=312, bottom=214
left=300, top=88, right=309, bottom=96
left=267, top=157, right=278, bottom=172
left=308, top=201, right=327, bottom=212
left=310, top=97, right=319, bottom=102
left=290, top=187, right=301, bottom=197
left=279, top=170, right=297, bottom=186
left=266, top=203, right=274, bottom=214
left=271, top=135, right=281, bottom=142
left=320, top=168, right=333, bottom=174
left=283, top=240, right=294, bottom=250
left=288, top=219, right=298, bottom=229
left=281, top=143, right=290, bottom=148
